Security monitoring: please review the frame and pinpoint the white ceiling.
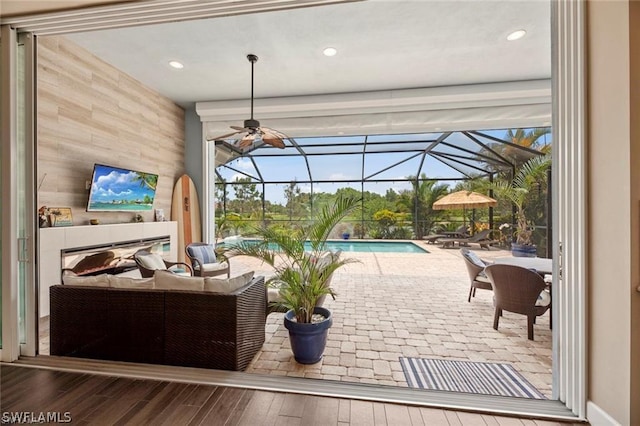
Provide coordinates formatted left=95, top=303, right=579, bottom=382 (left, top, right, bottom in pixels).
left=63, top=0, right=551, bottom=109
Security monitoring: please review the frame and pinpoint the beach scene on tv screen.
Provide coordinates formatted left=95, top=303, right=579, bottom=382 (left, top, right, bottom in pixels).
left=88, top=165, right=157, bottom=211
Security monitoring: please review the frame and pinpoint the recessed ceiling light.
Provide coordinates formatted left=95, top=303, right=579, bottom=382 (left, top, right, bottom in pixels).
left=323, top=47, right=338, bottom=57
left=168, top=60, right=184, bottom=69
left=506, top=30, right=527, bottom=41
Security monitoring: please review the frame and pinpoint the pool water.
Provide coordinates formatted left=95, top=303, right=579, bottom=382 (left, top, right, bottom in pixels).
left=233, top=239, right=428, bottom=253
left=323, top=241, right=428, bottom=253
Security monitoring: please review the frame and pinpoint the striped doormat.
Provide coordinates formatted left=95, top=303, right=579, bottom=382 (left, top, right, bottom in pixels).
left=399, top=357, right=546, bottom=399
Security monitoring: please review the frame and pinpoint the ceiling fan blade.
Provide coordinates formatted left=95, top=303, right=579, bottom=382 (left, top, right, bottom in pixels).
left=231, top=125, right=250, bottom=132
left=238, top=134, right=257, bottom=148
left=260, top=127, right=288, bottom=148
left=261, top=132, right=286, bottom=148
left=207, top=130, right=242, bottom=141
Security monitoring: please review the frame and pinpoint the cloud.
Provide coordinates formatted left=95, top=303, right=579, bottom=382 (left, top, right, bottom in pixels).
left=328, top=172, right=355, bottom=180
left=91, top=170, right=139, bottom=198
left=94, top=187, right=133, bottom=199
left=95, top=170, right=136, bottom=188
left=229, top=173, right=248, bottom=182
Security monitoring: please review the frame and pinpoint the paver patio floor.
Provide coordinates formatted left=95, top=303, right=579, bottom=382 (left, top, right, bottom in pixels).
left=233, top=242, right=553, bottom=398
left=38, top=241, right=552, bottom=399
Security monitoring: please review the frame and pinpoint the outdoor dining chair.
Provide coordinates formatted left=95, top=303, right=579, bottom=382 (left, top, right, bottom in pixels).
left=484, top=264, right=551, bottom=340
left=460, top=248, right=493, bottom=302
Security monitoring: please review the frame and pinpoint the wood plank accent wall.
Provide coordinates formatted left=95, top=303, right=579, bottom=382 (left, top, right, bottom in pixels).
left=37, top=36, right=185, bottom=226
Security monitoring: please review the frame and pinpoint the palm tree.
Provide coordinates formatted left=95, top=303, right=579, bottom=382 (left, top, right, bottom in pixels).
left=227, top=195, right=360, bottom=323
left=489, top=155, right=551, bottom=245
left=398, top=175, right=449, bottom=239
left=132, top=172, right=157, bottom=191
left=476, top=127, right=551, bottom=174
left=502, top=127, right=551, bottom=166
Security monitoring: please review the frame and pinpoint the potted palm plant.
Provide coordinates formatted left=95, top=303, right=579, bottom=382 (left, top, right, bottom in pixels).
left=490, top=155, right=551, bottom=257
left=228, top=195, right=360, bottom=364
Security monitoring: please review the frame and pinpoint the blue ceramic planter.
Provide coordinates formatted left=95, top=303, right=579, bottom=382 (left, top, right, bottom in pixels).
left=284, top=307, right=332, bottom=364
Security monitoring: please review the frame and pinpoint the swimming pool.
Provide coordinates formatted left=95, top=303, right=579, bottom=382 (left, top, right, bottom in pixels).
left=322, top=240, right=428, bottom=253
left=230, top=239, right=428, bottom=253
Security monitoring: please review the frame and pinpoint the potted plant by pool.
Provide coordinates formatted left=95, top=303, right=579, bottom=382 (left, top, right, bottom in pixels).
left=228, top=195, right=360, bottom=364
left=490, top=155, right=551, bottom=257
left=335, top=222, right=352, bottom=240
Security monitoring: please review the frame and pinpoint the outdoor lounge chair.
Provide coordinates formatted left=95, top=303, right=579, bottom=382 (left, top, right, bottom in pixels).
left=423, top=225, right=469, bottom=244
left=134, top=250, right=193, bottom=278
left=442, top=224, right=470, bottom=238
left=460, top=248, right=493, bottom=302
left=484, top=264, right=551, bottom=340
left=440, top=229, right=495, bottom=249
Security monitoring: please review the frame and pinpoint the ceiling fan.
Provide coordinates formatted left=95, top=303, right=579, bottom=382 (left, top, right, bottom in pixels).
left=208, top=54, right=289, bottom=150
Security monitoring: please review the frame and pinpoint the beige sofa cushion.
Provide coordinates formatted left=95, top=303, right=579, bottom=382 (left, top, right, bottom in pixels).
left=109, top=275, right=154, bottom=289
left=204, top=271, right=254, bottom=293
left=62, top=273, right=110, bottom=287
left=200, top=262, right=229, bottom=273
left=154, top=270, right=204, bottom=291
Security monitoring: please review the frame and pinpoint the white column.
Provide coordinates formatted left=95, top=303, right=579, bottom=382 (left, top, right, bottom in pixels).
left=552, top=0, right=587, bottom=418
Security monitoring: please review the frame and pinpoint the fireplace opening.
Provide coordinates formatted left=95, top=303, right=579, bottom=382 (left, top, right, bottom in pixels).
left=60, top=236, right=170, bottom=278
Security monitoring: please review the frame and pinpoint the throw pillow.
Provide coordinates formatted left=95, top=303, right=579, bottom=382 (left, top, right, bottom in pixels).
left=109, top=275, right=154, bottom=289
left=187, top=244, right=216, bottom=264
left=62, top=274, right=110, bottom=287
left=136, top=253, right=167, bottom=270
left=204, top=271, right=254, bottom=293
left=464, top=250, right=486, bottom=268
left=154, top=270, right=204, bottom=291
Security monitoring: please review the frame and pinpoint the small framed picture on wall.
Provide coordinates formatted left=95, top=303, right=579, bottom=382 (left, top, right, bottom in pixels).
left=155, top=208, right=165, bottom=222
left=49, top=207, right=73, bottom=227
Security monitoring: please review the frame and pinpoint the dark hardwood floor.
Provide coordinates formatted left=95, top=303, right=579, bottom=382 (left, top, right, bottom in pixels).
left=0, top=365, right=580, bottom=425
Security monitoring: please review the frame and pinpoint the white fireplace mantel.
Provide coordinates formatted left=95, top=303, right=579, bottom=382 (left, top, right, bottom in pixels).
left=38, top=221, right=178, bottom=317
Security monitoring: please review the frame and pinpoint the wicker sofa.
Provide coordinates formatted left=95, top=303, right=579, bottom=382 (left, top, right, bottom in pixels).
left=49, top=275, right=266, bottom=371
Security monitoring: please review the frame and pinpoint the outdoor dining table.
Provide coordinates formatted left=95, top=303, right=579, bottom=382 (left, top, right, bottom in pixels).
left=492, top=256, right=553, bottom=275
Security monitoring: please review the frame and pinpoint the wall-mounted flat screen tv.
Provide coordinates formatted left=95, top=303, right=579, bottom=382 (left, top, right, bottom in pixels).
left=87, top=164, right=158, bottom=212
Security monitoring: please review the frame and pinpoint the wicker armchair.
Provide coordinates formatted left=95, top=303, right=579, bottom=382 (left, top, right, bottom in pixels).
left=484, top=264, right=551, bottom=340
left=185, top=242, right=230, bottom=278
left=134, top=250, right=192, bottom=278
left=460, top=248, right=492, bottom=302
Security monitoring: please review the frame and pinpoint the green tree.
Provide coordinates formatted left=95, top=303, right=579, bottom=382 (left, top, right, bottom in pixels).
left=384, top=188, right=398, bottom=203
left=489, top=155, right=551, bottom=245
left=284, top=181, right=303, bottom=220
left=488, top=127, right=551, bottom=169
left=506, top=128, right=551, bottom=153
left=372, top=209, right=397, bottom=239
left=232, top=177, right=260, bottom=215
left=397, top=175, right=449, bottom=239
left=215, top=176, right=228, bottom=212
